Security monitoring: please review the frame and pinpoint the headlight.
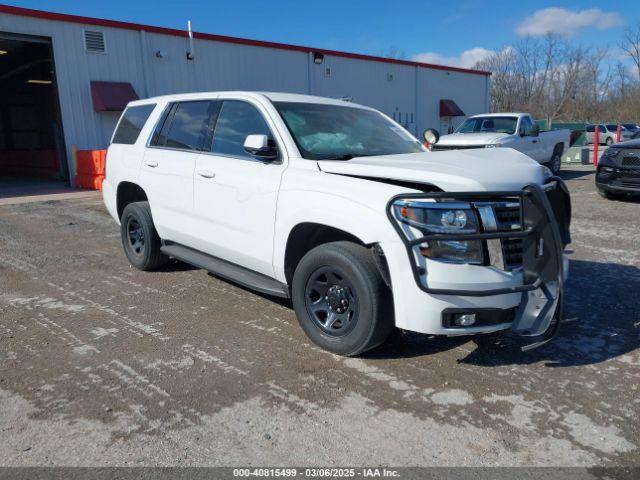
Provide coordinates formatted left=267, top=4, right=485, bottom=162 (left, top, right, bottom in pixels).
left=603, top=148, right=619, bottom=158
left=392, top=201, right=483, bottom=264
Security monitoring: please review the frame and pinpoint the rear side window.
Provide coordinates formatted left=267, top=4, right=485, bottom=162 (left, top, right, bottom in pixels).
left=211, top=100, right=274, bottom=159
left=112, top=104, right=155, bottom=144
left=586, top=125, right=594, bottom=132
left=152, top=101, right=215, bottom=151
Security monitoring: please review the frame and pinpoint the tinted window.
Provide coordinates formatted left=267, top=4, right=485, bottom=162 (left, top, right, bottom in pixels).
left=211, top=101, right=274, bottom=159
left=456, top=116, right=518, bottom=134
left=605, top=124, right=617, bottom=131
left=112, top=104, right=155, bottom=144
left=159, top=101, right=215, bottom=151
left=586, top=125, right=594, bottom=133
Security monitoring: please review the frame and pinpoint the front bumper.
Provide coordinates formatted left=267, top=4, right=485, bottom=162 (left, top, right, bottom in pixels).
left=596, top=165, right=640, bottom=193
left=384, top=180, right=570, bottom=350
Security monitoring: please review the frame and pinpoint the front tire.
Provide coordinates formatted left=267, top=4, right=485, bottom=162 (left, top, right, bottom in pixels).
left=605, top=137, right=614, bottom=146
left=120, top=201, right=168, bottom=270
left=291, top=241, right=393, bottom=356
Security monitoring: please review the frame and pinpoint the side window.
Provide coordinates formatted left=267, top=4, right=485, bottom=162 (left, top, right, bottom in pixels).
left=211, top=100, right=275, bottom=159
left=520, top=116, right=533, bottom=135
left=112, top=104, right=156, bottom=144
left=586, top=125, right=594, bottom=133
left=152, top=101, right=215, bottom=151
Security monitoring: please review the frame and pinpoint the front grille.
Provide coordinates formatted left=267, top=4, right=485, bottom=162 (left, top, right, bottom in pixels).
left=493, top=203, right=523, bottom=270
left=620, top=179, right=640, bottom=188
left=432, top=144, right=485, bottom=151
left=622, top=156, right=640, bottom=167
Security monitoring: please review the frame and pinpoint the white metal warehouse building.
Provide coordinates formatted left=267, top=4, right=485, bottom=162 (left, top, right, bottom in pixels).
left=0, top=4, right=490, bottom=183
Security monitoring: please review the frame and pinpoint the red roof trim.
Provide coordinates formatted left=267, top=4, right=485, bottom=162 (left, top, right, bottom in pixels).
left=0, top=4, right=491, bottom=77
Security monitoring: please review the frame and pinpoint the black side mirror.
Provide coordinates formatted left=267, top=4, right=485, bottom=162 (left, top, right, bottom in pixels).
left=423, top=128, right=440, bottom=145
left=519, top=127, right=525, bottom=137
left=243, top=134, right=278, bottom=161
left=531, top=124, right=540, bottom=137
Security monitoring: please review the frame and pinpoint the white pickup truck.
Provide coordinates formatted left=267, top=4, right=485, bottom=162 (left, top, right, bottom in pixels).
left=433, top=113, right=570, bottom=174
left=103, top=92, right=571, bottom=356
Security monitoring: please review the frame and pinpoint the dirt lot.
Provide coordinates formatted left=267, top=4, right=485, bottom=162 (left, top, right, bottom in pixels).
left=0, top=166, right=638, bottom=467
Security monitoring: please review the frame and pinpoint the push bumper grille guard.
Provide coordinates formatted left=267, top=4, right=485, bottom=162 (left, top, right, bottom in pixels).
left=386, top=181, right=567, bottom=351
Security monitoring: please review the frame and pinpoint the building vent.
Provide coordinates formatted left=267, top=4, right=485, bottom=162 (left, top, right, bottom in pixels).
left=84, top=30, right=106, bottom=53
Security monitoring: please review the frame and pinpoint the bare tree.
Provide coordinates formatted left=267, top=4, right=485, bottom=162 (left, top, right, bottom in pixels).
left=474, top=36, right=640, bottom=123
left=620, top=22, right=640, bottom=81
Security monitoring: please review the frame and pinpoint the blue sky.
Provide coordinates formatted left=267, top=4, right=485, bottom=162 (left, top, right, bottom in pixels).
left=6, top=0, right=640, bottom=68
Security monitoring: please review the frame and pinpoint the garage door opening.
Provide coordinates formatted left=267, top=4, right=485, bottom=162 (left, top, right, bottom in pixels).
left=0, top=33, right=68, bottom=184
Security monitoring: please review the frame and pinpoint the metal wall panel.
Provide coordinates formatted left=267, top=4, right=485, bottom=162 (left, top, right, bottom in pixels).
left=311, top=55, right=418, bottom=133
left=0, top=12, right=489, bottom=181
left=417, top=68, right=489, bottom=134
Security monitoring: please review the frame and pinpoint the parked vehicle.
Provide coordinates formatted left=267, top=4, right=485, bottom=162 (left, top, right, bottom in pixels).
left=596, top=139, right=640, bottom=199
left=103, top=92, right=571, bottom=356
left=621, top=123, right=640, bottom=134
left=433, top=113, right=570, bottom=175
left=586, top=124, right=633, bottom=145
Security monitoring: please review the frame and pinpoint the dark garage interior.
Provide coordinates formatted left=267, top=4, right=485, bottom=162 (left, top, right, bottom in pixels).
left=0, top=33, right=67, bottom=187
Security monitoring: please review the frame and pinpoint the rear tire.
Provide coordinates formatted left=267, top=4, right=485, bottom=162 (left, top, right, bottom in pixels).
left=548, top=150, right=562, bottom=175
left=291, top=241, right=393, bottom=356
left=120, top=201, right=168, bottom=270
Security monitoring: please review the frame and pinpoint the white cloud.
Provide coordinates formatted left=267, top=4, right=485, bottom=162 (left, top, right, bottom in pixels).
left=412, top=47, right=494, bottom=69
left=516, top=7, right=623, bottom=37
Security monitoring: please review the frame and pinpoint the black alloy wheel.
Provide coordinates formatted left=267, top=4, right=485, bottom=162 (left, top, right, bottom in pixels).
left=127, top=217, right=145, bottom=256
left=304, top=266, right=359, bottom=336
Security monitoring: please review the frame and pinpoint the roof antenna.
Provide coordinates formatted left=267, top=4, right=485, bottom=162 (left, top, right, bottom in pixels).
left=186, top=20, right=195, bottom=60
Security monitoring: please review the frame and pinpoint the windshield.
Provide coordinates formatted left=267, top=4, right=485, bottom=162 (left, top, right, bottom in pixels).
left=622, top=124, right=637, bottom=130
left=273, top=102, right=425, bottom=160
left=455, top=116, right=518, bottom=134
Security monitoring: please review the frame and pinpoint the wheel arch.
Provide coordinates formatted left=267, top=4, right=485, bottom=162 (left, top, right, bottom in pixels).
left=553, top=142, right=564, bottom=155
left=116, top=181, right=148, bottom=220
left=283, top=223, right=366, bottom=286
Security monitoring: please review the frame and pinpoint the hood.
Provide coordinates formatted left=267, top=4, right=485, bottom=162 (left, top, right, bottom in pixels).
left=317, top=149, right=549, bottom=192
left=613, top=139, right=640, bottom=149
left=437, top=132, right=509, bottom=146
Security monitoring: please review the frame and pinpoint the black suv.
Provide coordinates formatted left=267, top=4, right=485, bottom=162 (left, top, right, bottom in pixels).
left=596, top=139, right=640, bottom=199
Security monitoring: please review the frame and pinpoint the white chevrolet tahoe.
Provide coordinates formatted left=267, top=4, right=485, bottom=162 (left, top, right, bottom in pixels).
left=103, top=92, right=572, bottom=356
left=433, top=113, right=570, bottom=175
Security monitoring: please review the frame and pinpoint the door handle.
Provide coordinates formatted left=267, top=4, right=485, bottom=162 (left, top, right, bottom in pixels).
left=145, top=160, right=159, bottom=167
left=532, top=140, right=538, bottom=143
left=197, top=169, right=216, bottom=179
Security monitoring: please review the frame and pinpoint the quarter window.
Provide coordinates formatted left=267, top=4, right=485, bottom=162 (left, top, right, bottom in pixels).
left=211, top=100, right=275, bottom=159
left=112, top=104, right=155, bottom=145
left=152, top=101, right=215, bottom=151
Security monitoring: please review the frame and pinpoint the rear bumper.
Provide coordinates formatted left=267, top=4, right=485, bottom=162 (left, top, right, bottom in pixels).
left=102, top=178, right=120, bottom=224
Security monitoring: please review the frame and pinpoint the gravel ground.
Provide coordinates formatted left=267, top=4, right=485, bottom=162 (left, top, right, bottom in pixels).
left=0, top=166, right=638, bottom=467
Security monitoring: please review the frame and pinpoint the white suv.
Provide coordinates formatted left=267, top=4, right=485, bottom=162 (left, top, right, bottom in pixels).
left=103, top=91, right=571, bottom=355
